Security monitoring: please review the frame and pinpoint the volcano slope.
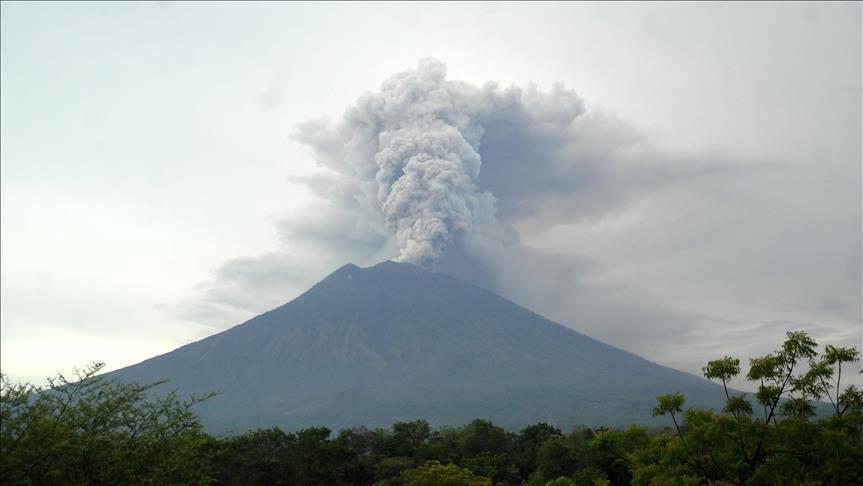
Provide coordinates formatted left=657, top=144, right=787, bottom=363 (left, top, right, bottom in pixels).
left=108, top=261, right=725, bottom=433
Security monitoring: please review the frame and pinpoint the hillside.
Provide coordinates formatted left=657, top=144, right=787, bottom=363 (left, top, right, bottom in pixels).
left=108, top=261, right=725, bottom=433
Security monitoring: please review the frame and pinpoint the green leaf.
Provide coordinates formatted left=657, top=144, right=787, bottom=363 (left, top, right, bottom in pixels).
left=653, top=393, right=685, bottom=417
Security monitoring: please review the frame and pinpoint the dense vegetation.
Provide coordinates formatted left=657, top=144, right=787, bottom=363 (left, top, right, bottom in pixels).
left=2, top=332, right=861, bottom=485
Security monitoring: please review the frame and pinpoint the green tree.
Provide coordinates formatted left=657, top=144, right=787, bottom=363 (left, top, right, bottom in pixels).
left=514, top=423, right=562, bottom=479
left=589, top=425, right=648, bottom=485
left=457, top=419, right=511, bottom=458
left=747, top=331, right=820, bottom=424
left=283, top=427, right=366, bottom=485
left=807, top=344, right=863, bottom=416
left=529, top=438, right=578, bottom=484
left=0, top=362, right=214, bottom=485
left=208, top=428, right=294, bottom=485
left=571, top=466, right=609, bottom=486
left=544, top=477, right=575, bottom=486
left=401, top=460, right=492, bottom=486
left=452, top=419, right=517, bottom=482
left=374, top=456, right=415, bottom=485
left=606, top=331, right=863, bottom=485
left=392, top=420, right=432, bottom=457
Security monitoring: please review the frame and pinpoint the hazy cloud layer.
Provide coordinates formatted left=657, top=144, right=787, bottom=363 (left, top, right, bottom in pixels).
left=179, top=59, right=860, bottom=379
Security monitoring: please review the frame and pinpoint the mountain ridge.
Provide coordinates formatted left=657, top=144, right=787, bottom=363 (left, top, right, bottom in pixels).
left=107, top=260, right=726, bottom=434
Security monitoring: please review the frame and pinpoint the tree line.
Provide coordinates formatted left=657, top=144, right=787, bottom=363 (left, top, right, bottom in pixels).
left=1, top=331, right=861, bottom=485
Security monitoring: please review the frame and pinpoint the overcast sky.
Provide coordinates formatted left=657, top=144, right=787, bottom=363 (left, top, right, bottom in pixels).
left=2, top=1, right=861, bottom=388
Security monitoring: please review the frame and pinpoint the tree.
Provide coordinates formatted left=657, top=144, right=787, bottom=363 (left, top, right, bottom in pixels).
left=208, top=428, right=292, bottom=485
left=514, top=423, right=562, bottom=479
left=283, top=427, right=367, bottom=485
left=589, top=425, right=648, bottom=485
left=374, top=456, right=414, bottom=485
left=450, top=419, right=517, bottom=482
left=651, top=393, right=717, bottom=481
left=529, top=439, right=578, bottom=484
left=1, top=362, right=214, bottom=485
left=392, top=420, right=432, bottom=457
left=807, top=344, right=863, bottom=416
left=456, top=419, right=512, bottom=458
left=601, top=331, right=863, bottom=484
left=543, top=477, right=575, bottom=486
left=401, top=460, right=492, bottom=486
left=746, top=331, right=820, bottom=424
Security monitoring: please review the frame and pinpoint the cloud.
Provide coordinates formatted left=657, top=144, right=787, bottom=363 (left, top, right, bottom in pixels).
left=173, top=58, right=860, bottom=379
left=291, top=59, right=609, bottom=266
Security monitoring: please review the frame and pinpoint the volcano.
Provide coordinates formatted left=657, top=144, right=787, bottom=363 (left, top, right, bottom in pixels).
left=108, top=261, right=725, bottom=433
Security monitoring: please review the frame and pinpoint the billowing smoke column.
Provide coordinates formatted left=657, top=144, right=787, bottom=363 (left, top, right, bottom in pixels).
left=295, top=58, right=587, bottom=268
left=196, top=58, right=810, bottom=367
left=360, top=59, right=489, bottom=265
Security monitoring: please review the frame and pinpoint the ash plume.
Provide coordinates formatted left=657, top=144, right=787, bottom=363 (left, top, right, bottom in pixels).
left=295, top=58, right=585, bottom=267
left=369, top=59, right=486, bottom=265
left=176, top=54, right=861, bottom=383
left=189, top=57, right=681, bottom=341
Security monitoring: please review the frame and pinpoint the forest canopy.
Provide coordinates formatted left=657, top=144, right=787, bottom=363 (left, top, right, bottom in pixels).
left=1, top=331, right=860, bottom=485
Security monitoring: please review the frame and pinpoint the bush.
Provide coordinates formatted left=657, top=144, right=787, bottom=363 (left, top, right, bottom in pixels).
left=402, top=460, right=492, bottom=486
left=0, top=362, right=214, bottom=485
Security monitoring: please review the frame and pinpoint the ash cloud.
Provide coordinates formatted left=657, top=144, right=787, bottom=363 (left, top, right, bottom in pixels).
left=293, top=58, right=586, bottom=266
left=175, top=58, right=860, bottom=376
left=291, top=58, right=709, bottom=270
left=182, top=58, right=702, bottom=343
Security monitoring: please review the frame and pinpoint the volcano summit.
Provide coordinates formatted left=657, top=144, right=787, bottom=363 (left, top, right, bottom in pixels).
left=109, top=261, right=724, bottom=433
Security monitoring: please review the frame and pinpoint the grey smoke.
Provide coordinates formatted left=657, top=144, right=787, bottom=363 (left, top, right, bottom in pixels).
left=181, top=59, right=756, bottom=334
left=371, top=61, right=485, bottom=265
left=175, top=58, right=860, bottom=383
left=294, top=58, right=589, bottom=267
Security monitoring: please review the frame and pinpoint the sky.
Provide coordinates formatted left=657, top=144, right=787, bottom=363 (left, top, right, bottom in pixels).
left=1, top=1, right=861, bottom=389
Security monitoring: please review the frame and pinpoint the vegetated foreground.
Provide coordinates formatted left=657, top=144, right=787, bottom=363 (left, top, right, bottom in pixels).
left=2, top=332, right=861, bottom=485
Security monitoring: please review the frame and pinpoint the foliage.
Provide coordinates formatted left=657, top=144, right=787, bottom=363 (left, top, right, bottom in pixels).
left=0, top=362, right=214, bottom=485
left=530, top=438, right=578, bottom=484
left=598, top=331, right=863, bottom=485
left=513, top=422, right=562, bottom=479
left=544, top=477, right=575, bottom=486
left=2, top=330, right=859, bottom=485
left=401, top=460, right=491, bottom=486
left=209, top=425, right=371, bottom=486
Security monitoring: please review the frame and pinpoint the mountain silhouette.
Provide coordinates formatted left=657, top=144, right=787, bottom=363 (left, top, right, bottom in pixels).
left=108, top=261, right=725, bottom=433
